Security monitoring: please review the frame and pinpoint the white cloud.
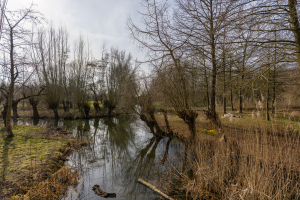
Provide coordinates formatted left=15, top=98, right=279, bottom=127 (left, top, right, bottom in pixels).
left=6, top=0, right=149, bottom=72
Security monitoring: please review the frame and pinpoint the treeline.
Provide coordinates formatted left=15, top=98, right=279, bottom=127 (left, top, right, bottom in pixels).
left=125, top=0, right=300, bottom=138
left=0, top=6, right=138, bottom=137
left=1, top=1, right=300, bottom=139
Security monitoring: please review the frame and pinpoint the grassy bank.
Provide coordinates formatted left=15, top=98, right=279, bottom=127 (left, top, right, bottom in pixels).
left=155, top=109, right=300, bottom=138
left=0, top=125, right=86, bottom=199
left=155, top=110, right=300, bottom=199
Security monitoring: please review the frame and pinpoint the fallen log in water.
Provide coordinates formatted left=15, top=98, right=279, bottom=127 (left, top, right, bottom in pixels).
left=92, top=185, right=116, bottom=198
left=138, top=178, right=174, bottom=200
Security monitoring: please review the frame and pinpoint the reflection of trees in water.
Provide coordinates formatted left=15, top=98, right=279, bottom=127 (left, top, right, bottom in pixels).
left=7, top=116, right=188, bottom=198
left=157, top=139, right=188, bottom=178
left=161, top=138, right=172, bottom=164
left=90, top=116, right=181, bottom=199
left=90, top=118, right=101, bottom=159
left=59, top=116, right=186, bottom=199
left=121, top=136, right=163, bottom=197
left=62, top=119, right=97, bottom=174
left=100, top=117, right=137, bottom=173
left=80, top=116, right=163, bottom=198
left=62, top=119, right=92, bottom=140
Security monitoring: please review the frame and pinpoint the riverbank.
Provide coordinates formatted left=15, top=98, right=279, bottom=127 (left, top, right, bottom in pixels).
left=0, top=125, right=87, bottom=200
left=155, top=109, right=300, bottom=138
left=154, top=110, right=300, bottom=199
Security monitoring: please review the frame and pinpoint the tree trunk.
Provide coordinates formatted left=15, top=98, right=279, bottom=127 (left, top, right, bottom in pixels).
left=149, top=111, right=163, bottom=135
left=204, top=109, right=222, bottom=129
left=162, top=109, right=172, bottom=134
left=288, top=0, right=300, bottom=72
left=272, top=77, right=276, bottom=114
left=267, top=69, right=270, bottom=121
left=272, top=32, right=277, bottom=114
left=93, top=102, right=101, bottom=112
left=83, top=105, right=90, bottom=119
left=178, top=110, right=198, bottom=139
left=62, top=101, right=67, bottom=112
left=108, top=107, right=113, bottom=116
left=230, top=59, right=234, bottom=111
left=210, top=0, right=217, bottom=113
left=77, top=103, right=82, bottom=112
left=6, top=28, right=15, bottom=138
left=267, top=88, right=270, bottom=121
left=188, top=119, right=196, bottom=139
left=239, top=42, right=247, bottom=113
left=222, top=45, right=226, bottom=114
left=210, top=39, right=217, bottom=112
left=66, top=101, right=70, bottom=112
left=33, top=118, right=39, bottom=126
left=239, top=88, right=243, bottom=113
left=52, top=108, right=59, bottom=120
left=12, top=100, right=19, bottom=122
left=29, top=97, right=40, bottom=119
left=140, top=114, right=155, bottom=133
left=204, top=59, right=210, bottom=110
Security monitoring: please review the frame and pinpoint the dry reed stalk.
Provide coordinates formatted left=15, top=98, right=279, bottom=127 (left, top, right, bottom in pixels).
left=173, top=124, right=300, bottom=200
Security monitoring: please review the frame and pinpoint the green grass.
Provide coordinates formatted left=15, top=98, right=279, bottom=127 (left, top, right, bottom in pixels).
left=0, top=125, right=71, bottom=198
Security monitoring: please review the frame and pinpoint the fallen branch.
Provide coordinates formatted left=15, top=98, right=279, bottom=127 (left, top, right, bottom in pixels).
left=92, top=185, right=116, bottom=198
left=138, top=178, right=174, bottom=200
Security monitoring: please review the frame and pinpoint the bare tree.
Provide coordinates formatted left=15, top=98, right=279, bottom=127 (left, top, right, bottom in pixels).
left=37, top=25, right=68, bottom=119
left=128, top=0, right=200, bottom=138
left=0, top=5, right=41, bottom=137
left=103, top=47, right=135, bottom=116
left=0, top=0, right=8, bottom=41
left=70, top=36, right=91, bottom=118
left=174, top=0, right=247, bottom=126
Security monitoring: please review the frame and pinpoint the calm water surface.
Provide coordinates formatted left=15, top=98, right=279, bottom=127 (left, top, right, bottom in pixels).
left=16, top=116, right=186, bottom=200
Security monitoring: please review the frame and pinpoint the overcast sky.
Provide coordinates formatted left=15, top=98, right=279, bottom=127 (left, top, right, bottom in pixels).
left=6, top=0, right=147, bottom=70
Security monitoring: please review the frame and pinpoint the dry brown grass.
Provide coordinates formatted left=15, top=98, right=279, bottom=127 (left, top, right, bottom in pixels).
left=155, top=111, right=300, bottom=199
left=178, top=133, right=300, bottom=199
left=12, top=166, right=79, bottom=200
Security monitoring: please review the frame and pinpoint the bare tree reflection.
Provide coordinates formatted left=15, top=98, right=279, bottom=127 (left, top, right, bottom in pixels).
left=17, top=116, right=187, bottom=199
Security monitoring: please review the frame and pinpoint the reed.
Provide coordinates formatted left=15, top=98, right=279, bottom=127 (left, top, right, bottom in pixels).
left=176, top=123, right=300, bottom=199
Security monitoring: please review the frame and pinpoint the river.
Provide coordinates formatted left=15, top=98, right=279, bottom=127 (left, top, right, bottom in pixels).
left=16, top=115, right=187, bottom=200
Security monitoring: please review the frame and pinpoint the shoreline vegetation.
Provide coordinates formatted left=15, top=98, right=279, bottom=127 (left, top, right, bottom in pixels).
left=0, top=125, right=87, bottom=200
left=2, top=103, right=300, bottom=199
left=149, top=108, right=300, bottom=199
